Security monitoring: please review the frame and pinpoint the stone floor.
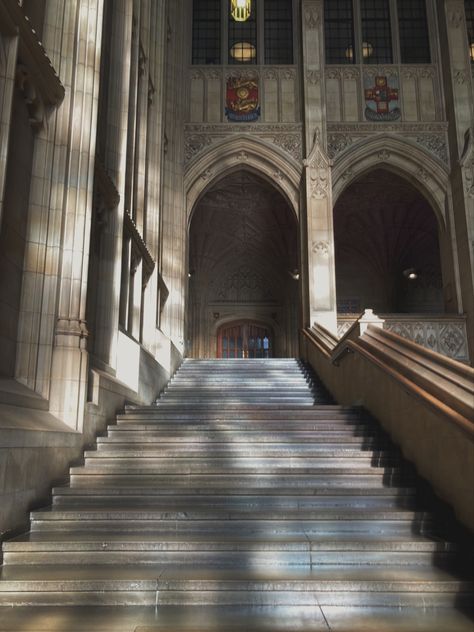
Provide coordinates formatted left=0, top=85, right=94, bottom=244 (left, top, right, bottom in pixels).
left=0, top=605, right=473, bottom=632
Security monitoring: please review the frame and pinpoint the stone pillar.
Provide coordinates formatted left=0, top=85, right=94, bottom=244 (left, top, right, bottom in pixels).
left=48, top=0, right=105, bottom=430
left=160, top=0, right=187, bottom=353
left=438, top=0, right=474, bottom=361
left=15, top=0, right=105, bottom=430
left=93, top=0, right=133, bottom=370
left=301, top=0, right=337, bottom=334
left=0, top=26, right=18, bottom=229
left=141, top=0, right=166, bottom=358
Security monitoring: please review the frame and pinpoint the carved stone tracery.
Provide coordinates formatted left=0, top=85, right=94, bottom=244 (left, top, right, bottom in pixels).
left=303, top=131, right=332, bottom=200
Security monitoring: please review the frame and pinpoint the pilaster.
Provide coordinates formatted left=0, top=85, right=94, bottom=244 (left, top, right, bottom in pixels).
left=0, top=30, right=18, bottom=229
left=93, top=0, right=134, bottom=370
left=438, top=0, right=474, bottom=361
left=301, top=0, right=337, bottom=333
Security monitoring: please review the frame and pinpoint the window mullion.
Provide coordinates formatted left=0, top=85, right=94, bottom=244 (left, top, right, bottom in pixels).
left=354, top=0, right=363, bottom=64
left=258, top=0, right=265, bottom=65
left=390, top=0, right=400, bottom=64
left=222, top=0, right=229, bottom=65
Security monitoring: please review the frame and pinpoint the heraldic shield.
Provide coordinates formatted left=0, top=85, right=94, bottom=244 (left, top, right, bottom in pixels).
left=225, top=77, right=261, bottom=122
left=364, top=75, right=401, bottom=122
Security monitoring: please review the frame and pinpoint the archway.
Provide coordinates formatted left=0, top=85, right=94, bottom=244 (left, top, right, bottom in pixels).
left=188, top=170, right=299, bottom=358
left=334, top=168, right=445, bottom=315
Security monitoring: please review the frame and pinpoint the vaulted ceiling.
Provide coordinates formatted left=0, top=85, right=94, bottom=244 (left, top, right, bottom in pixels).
left=189, top=171, right=298, bottom=301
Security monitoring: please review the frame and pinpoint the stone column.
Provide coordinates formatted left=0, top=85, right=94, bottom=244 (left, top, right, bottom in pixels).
left=301, top=0, right=337, bottom=334
left=15, top=0, right=105, bottom=431
left=160, top=0, right=188, bottom=353
left=438, top=0, right=474, bottom=360
left=141, top=0, right=166, bottom=358
left=0, top=19, right=19, bottom=228
left=93, top=0, right=133, bottom=370
left=48, top=0, right=105, bottom=430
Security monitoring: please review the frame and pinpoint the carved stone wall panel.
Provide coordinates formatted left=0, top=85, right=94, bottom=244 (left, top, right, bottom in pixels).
left=324, top=65, right=441, bottom=124
left=188, top=65, right=301, bottom=125
left=184, top=124, right=303, bottom=165
left=337, top=316, right=469, bottom=362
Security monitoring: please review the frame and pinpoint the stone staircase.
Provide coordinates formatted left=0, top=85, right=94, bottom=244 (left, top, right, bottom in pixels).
left=0, top=358, right=473, bottom=615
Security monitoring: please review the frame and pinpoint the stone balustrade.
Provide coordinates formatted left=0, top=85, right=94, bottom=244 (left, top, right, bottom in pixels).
left=337, top=313, right=470, bottom=363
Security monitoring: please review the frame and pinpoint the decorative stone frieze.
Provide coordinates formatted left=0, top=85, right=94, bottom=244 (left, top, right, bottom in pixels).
left=184, top=124, right=303, bottom=164
left=327, top=123, right=449, bottom=165
left=185, top=134, right=212, bottom=163
left=327, top=134, right=353, bottom=159
left=272, top=133, right=302, bottom=161
left=415, top=134, right=449, bottom=165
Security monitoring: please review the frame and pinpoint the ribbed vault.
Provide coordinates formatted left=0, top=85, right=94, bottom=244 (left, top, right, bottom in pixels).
left=188, top=170, right=299, bottom=358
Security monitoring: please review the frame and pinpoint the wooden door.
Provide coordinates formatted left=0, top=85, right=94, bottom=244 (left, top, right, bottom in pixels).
left=217, top=321, right=272, bottom=358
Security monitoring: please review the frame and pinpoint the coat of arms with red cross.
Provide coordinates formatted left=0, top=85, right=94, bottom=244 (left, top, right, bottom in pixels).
left=364, top=75, right=401, bottom=122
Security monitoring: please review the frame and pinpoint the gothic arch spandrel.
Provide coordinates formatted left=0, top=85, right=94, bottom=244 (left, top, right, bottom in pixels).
left=332, top=135, right=450, bottom=231
left=184, top=135, right=302, bottom=225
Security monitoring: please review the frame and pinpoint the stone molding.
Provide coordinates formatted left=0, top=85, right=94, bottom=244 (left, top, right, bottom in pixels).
left=184, top=123, right=302, bottom=164
left=331, top=134, right=449, bottom=228
left=327, top=122, right=449, bottom=165
left=184, top=135, right=302, bottom=222
left=0, top=0, right=64, bottom=129
left=184, top=124, right=303, bottom=164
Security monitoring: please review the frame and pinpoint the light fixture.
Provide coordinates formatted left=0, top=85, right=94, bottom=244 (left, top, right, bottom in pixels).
left=289, top=269, right=299, bottom=281
left=231, top=0, right=251, bottom=22
left=470, top=41, right=474, bottom=62
left=230, top=41, right=256, bottom=62
left=362, top=41, right=374, bottom=58
left=344, top=42, right=373, bottom=61
left=403, top=268, right=418, bottom=281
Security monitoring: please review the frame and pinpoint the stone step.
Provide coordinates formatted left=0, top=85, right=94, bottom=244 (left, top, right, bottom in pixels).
left=155, top=400, right=318, bottom=407
left=0, top=565, right=471, bottom=607
left=52, top=485, right=417, bottom=498
left=118, top=405, right=361, bottom=417
left=3, top=534, right=458, bottom=567
left=97, top=434, right=388, bottom=445
left=29, top=513, right=433, bottom=537
left=50, top=493, right=416, bottom=510
left=90, top=444, right=394, bottom=457
left=72, top=458, right=403, bottom=474
left=68, top=472, right=413, bottom=489
left=2, top=604, right=472, bottom=632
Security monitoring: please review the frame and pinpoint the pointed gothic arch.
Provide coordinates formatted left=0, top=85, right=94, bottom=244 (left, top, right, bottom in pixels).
left=332, top=135, right=449, bottom=231
left=184, top=135, right=302, bottom=224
